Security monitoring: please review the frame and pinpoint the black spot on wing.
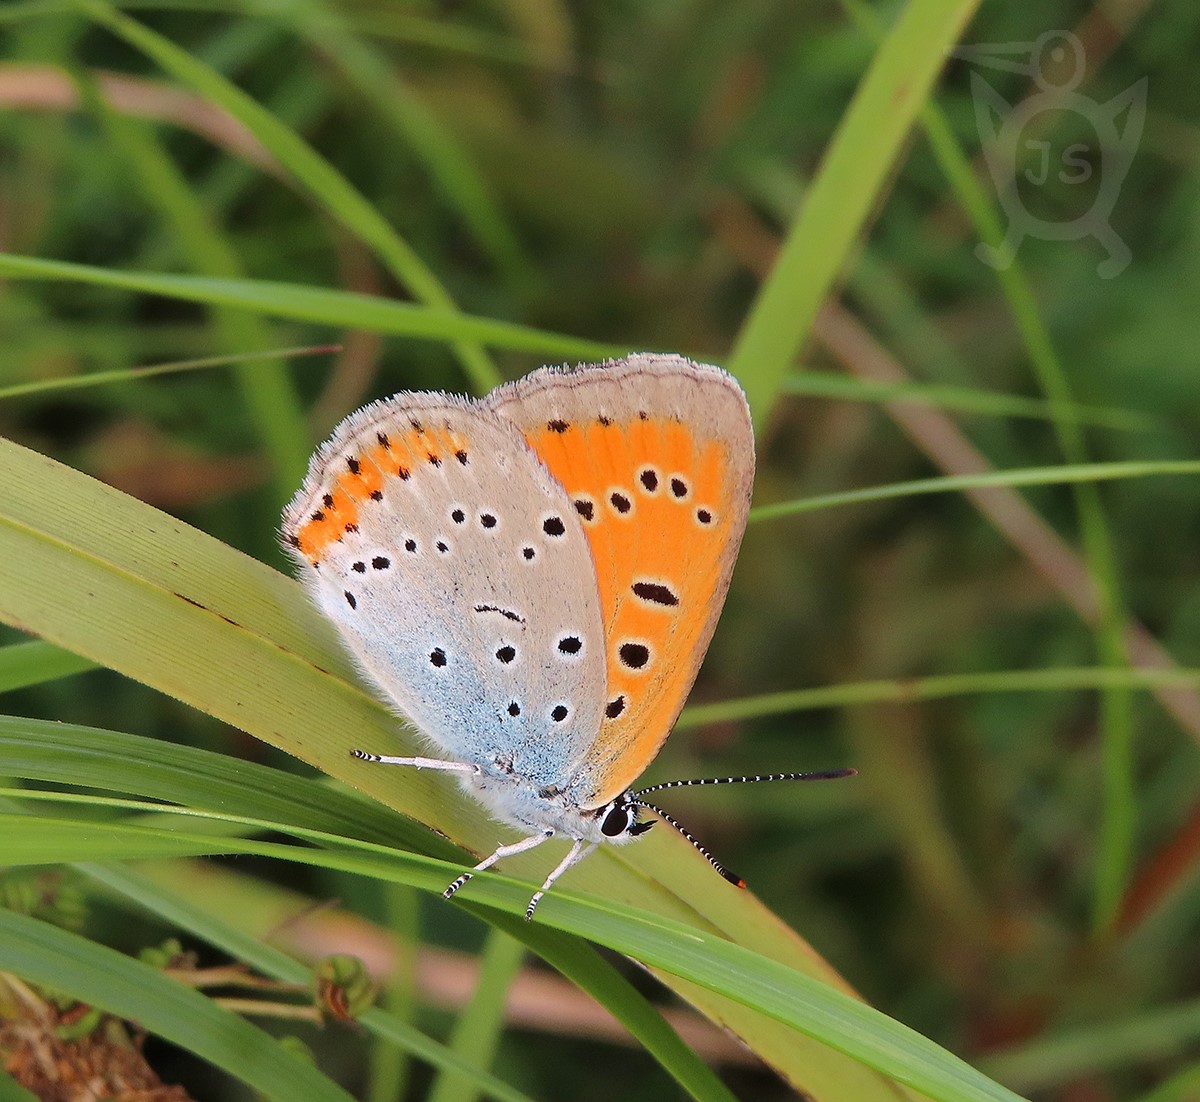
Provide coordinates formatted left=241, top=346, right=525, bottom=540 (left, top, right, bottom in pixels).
left=632, top=581, right=678, bottom=607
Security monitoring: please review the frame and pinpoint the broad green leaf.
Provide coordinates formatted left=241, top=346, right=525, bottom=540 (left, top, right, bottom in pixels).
left=0, top=435, right=920, bottom=1099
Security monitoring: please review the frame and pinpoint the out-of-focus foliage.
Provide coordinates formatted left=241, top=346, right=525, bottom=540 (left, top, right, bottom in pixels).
left=1, top=1, right=1198, bottom=1100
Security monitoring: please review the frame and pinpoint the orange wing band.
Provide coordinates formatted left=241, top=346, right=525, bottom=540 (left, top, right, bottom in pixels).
left=293, top=423, right=468, bottom=563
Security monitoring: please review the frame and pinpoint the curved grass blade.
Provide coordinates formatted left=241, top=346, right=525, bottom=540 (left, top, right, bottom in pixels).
left=0, top=345, right=337, bottom=402
left=0, top=716, right=444, bottom=853
left=0, top=721, right=742, bottom=1102
left=0, top=433, right=922, bottom=1098
left=0, top=253, right=624, bottom=361
left=0, top=808, right=1031, bottom=1102
left=783, top=373, right=1157, bottom=432
left=0, top=908, right=358, bottom=1102
left=749, top=461, right=1200, bottom=524
left=72, top=0, right=501, bottom=393
left=727, top=0, right=981, bottom=419
left=0, top=780, right=535, bottom=1102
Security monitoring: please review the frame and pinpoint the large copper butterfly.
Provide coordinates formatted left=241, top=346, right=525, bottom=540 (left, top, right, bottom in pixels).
left=283, top=355, right=852, bottom=918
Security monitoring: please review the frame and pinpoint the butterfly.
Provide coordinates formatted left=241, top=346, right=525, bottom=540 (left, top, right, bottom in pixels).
left=283, top=354, right=852, bottom=918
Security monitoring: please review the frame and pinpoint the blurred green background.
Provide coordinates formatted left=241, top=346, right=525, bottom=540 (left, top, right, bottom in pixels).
left=1, top=1, right=1199, bottom=1100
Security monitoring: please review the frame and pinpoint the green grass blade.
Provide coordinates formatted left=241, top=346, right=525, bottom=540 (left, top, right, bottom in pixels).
left=77, top=68, right=311, bottom=495
left=782, top=373, right=1158, bottom=432
left=0, top=640, right=96, bottom=692
left=0, top=253, right=624, bottom=360
left=0, top=716, right=442, bottom=853
left=0, top=908, right=359, bottom=1102
left=73, top=0, right=501, bottom=393
left=0, top=433, right=926, bottom=1099
left=22, top=805, right=662, bottom=1102
left=727, top=0, right=981, bottom=419
left=0, top=809, right=1030, bottom=1102
left=677, top=667, right=1200, bottom=730
left=0, top=722, right=744, bottom=1102
left=0, top=345, right=334, bottom=401
left=0, top=720, right=744, bottom=1102
left=427, top=931, right=526, bottom=1102
left=748, top=461, right=1200, bottom=523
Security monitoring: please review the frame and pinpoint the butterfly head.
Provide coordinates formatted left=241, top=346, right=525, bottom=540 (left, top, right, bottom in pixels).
left=598, top=794, right=656, bottom=839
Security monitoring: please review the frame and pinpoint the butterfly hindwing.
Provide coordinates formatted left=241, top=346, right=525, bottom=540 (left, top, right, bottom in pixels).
left=282, top=394, right=607, bottom=789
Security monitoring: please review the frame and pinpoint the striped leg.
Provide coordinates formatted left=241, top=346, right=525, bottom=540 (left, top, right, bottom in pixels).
left=443, top=830, right=555, bottom=901
left=525, top=839, right=597, bottom=920
left=350, top=749, right=479, bottom=773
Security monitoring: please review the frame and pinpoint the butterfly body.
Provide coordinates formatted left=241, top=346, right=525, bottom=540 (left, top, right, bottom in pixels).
left=284, top=355, right=759, bottom=914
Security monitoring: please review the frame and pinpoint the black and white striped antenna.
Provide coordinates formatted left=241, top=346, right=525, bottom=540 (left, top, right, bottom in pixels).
left=629, top=768, right=857, bottom=888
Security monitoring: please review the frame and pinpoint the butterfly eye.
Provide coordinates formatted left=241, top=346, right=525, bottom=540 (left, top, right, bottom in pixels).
left=600, top=803, right=635, bottom=837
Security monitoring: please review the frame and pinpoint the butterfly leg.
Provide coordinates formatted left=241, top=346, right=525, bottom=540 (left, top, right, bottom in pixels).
left=525, top=839, right=598, bottom=921
left=351, top=749, right=480, bottom=774
left=443, top=829, right=555, bottom=901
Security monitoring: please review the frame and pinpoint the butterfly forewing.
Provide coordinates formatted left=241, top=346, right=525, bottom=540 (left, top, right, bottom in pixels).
left=282, top=394, right=606, bottom=788
left=486, top=355, right=755, bottom=806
